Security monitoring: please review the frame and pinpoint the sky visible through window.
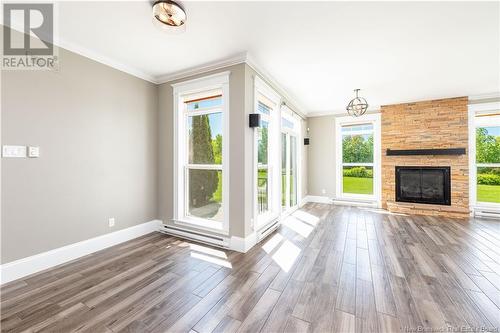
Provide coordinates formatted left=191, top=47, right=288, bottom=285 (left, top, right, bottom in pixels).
left=483, top=126, right=500, bottom=136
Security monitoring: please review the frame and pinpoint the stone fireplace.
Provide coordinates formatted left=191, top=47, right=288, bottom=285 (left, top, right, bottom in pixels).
left=381, top=97, right=469, bottom=218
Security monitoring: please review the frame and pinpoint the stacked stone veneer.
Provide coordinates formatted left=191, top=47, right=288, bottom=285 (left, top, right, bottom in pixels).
left=381, top=97, right=469, bottom=218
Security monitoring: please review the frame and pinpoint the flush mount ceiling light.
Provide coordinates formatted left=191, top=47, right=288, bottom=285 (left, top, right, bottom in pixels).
left=346, top=89, right=369, bottom=117
left=152, top=0, right=186, bottom=30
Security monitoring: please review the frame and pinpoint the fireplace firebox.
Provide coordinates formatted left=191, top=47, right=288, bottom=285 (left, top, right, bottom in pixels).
left=395, top=166, right=451, bottom=205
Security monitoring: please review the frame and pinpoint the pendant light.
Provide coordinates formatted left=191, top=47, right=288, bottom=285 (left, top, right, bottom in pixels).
left=346, top=89, right=368, bottom=117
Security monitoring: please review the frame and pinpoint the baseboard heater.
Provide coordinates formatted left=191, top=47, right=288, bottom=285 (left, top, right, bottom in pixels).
left=474, top=208, right=500, bottom=219
left=160, top=225, right=230, bottom=249
left=259, top=220, right=280, bottom=239
left=332, top=198, right=378, bottom=207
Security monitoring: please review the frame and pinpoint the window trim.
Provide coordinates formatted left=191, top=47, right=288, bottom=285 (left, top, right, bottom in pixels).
left=253, top=76, right=282, bottom=230
left=335, top=113, right=381, bottom=205
left=172, top=71, right=230, bottom=234
left=468, top=102, right=500, bottom=210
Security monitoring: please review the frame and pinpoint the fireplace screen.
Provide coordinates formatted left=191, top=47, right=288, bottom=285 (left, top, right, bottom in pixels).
left=395, top=166, right=451, bottom=205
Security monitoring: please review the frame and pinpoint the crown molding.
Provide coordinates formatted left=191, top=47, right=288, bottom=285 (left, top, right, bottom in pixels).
left=155, top=51, right=309, bottom=116
left=308, top=107, right=381, bottom=118
left=156, top=52, right=248, bottom=84
left=4, top=24, right=158, bottom=83
left=245, top=54, right=307, bottom=118
left=468, top=92, right=500, bottom=102
left=57, top=37, right=159, bottom=84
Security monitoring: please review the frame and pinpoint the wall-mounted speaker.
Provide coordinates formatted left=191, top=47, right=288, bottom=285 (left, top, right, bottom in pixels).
left=249, top=113, right=261, bottom=128
left=304, top=138, right=310, bottom=145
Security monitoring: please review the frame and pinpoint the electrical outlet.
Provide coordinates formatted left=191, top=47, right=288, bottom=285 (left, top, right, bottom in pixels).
left=321, top=189, right=326, bottom=194
left=28, top=146, right=40, bottom=158
left=108, top=218, right=115, bottom=227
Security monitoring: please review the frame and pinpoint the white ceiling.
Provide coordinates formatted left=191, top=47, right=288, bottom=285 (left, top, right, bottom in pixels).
left=37, top=1, right=500, bottom=113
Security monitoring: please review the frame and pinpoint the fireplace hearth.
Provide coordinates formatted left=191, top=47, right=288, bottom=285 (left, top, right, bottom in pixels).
left=395, top=166, right=451, bottom=205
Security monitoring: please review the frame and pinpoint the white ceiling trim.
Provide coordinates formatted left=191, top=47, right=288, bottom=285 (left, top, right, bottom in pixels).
left=308, top=106, right=381, bottom=118
left=57, top=37, right=158, bottom=84
left=155, top=51, right=309, bottom=116
left=245, top=54, right=307, bottom=118
left=5, top=23, right=158, bottom=83
left=156, top=52, right=247, bottom=84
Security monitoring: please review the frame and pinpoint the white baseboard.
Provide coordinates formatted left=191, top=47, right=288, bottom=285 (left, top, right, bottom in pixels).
left=230, top=232, right=257, bottom=253
left=303, top=195, right=332, bottom=204
left=0, top=220, right=161, bottom=285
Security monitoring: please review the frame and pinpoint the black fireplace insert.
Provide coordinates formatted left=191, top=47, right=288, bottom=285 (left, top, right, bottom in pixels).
left=395, top=166, right=451, bottom=205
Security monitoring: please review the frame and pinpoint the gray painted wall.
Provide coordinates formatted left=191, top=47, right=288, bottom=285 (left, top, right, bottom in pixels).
left=307, top=116, right=336, bottom=197
left=1, top=46, right=158, bottom=263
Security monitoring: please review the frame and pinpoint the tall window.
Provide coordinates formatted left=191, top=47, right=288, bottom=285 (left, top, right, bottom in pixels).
left=186, top=94, right=223, bottom=222
left=173, top=72, right=229, bottom=232
left=335, top=114, right=381, bottom=202
left=254, top=77, right=281, bottom=228
left=473, top=114, right=500, bottom=205
left=341, top=124, right=374, bottom=195
left=281, top=108, right=299, bottom=212
left=257, top=101, right=270, bottom=214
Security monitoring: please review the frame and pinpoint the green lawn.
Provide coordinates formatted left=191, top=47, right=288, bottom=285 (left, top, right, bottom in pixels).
left=343, top=176, right=373, bottom=195
left=477, top=184, right=500, bottom=203
left=213, top=172, right=222, bottom=203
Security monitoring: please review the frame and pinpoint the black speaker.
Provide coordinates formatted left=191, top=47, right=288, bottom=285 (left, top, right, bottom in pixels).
left=304, top=138, right=310, bottom=145
left=249, top=113, right=261, bottom=128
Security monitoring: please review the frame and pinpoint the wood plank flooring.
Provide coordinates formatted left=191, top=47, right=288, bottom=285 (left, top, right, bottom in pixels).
left=2, top=203, right=500, bottom=332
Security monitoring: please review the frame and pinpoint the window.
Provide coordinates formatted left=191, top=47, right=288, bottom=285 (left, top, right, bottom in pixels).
left=472, top=113, right=500, bottom=205
left=186, top=95, right=223, bottom=222
left=281, top=107, right=300, bottom=212
left=341, top=124, right=374, bottom=195
left=173, top=72, right=229, bottom=232
left=254, top=77, right=281, bottom=228
left=257, top=107, right=270, bottom=214
left=335, top=114, right=381, bottom=203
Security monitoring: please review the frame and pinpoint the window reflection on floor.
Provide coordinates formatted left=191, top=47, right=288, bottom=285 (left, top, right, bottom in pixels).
left=271, top=240, right=301, bottom=272
left=189, top=243, right=232, bottom=268
left=259, top=207, right=323, bottom=272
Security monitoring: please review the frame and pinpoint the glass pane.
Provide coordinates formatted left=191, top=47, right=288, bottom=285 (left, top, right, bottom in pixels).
left=188, top=169, right=223, bottom=222
left=341, top=123, right=373, bottom=133
left=342, top=133, right=374, bottom=163
left=258, top=167, right=269, bottom=214
left=281, top=133, right=287, bottom=208
left=290, top=136, right=297, bottom=207
left=257, top=101, right=271, bottom=115
left=476, top=127, right=500, bottom=163
left=343, top=166, right=374, bottom=195
left=477, top=167, right=500, bottom=203
left=281, top=117, right=294, bottom=130
left=188, top=113, right=223, bottom=164
left=186, top=95, right=222, bottom=111
left=258, top=121, right=269, bottom=165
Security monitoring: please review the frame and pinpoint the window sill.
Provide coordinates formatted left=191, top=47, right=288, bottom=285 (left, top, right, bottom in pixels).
left=174, top=217, right=229, bottom=235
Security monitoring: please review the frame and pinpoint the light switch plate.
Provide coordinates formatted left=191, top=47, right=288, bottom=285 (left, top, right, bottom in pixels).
left=108, top=218, right=115, bottom=227
left=28, top=146, right=40, bottom=158
left=2, top=145, right=27, bottom=158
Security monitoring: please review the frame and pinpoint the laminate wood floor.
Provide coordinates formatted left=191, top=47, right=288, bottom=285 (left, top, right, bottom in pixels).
left=2, top=203, right=500, bottom=333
